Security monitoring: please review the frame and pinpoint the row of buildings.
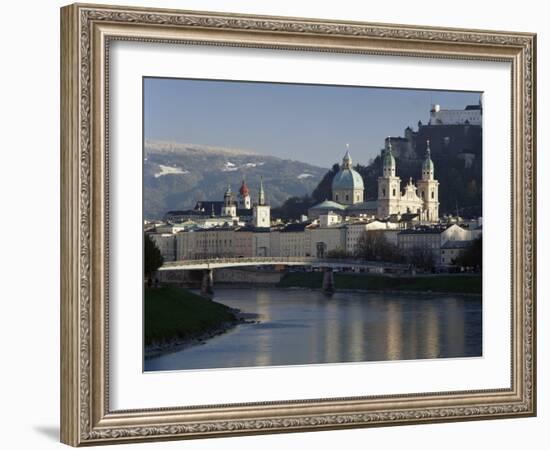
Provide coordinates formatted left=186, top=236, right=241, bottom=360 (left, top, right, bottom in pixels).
left=148, top=212, right=481, bottom=268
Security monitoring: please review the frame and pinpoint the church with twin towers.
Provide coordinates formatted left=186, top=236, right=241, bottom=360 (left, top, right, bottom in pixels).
left=326, top=140, right=439, bottom=222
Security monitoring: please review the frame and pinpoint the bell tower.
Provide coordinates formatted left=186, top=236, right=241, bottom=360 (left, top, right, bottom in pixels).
left=221, top=185, right=237, bottom=217
left=416, top=140, right=439, bottom=222
left=238, top=179, right=251, bottom=209
left=377, top=139, right=401, bottom=218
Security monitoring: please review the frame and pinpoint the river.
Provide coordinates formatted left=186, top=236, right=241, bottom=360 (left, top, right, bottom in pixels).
left=144, top=288, right=482, bottom=372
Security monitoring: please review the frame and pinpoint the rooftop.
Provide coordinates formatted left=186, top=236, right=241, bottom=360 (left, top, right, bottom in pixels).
left=309, top=200, right=346, bottom=211
left=442, top=240, right=474, bottom=249
left=281, top=222, right=311, bottom=233
left=399, top=226, right=448, bottom=235
left=345, top=200, right=378, bottom=211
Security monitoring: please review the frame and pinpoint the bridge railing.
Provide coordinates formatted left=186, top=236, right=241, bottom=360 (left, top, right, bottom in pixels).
left=160, top=256, right=408, bottom=269
left=161, top=256, right=317, bottom=268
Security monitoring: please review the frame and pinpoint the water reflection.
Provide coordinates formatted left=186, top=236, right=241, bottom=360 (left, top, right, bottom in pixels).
left=144, top=288, right=482, bottom=372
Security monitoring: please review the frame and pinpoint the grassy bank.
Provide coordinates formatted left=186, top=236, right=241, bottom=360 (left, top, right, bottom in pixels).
left=144, top=287, right=237, bottom=346
left=277, top=272, right=482, bottom=294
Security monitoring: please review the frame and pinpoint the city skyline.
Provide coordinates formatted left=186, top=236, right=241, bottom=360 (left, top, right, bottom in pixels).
left=144, top=77, right=481, bottom=168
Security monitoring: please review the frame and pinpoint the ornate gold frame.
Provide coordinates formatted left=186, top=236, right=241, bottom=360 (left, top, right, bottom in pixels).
left=60, top=3, right=536, bottom=446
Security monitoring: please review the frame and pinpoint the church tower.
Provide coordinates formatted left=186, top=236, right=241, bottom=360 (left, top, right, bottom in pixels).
left=238, top=179, right=251, bottom=209
left=253, top=177, right=271, bottom=228
left=377, top=140, right=402, bottom=218
left=416, top=140, right=440, bottom=222
left=221, top=185, right=237, bottom=218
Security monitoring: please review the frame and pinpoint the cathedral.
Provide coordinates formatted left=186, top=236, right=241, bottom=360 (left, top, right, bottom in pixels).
left=377, top=140, right=439, bottom=221
left=309, top=140, right=439, bottom=222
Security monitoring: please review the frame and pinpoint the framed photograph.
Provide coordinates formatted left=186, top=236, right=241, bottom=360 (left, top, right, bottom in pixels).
left=60, top=3, right=536, bottom=446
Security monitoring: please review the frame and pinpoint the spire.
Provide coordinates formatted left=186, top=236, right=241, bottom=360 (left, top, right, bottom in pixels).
left=382, top=137, right=396, bottom=176
left=258, top=176, right=266, bottom=206
left=342, top=143, right=352, bottom=169
left=422, top=139, right=434, bottom=180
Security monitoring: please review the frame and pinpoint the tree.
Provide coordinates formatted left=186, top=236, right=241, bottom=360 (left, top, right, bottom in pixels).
left=271, top=195, right=315, bottom=221
left=407, top=246, right=435, bottom=270
left=455, top=236, right=482, bottom=270
left=354, top=230, right=402, bottom=263
left=311, top=163, right=340, bottom=203
left=144, top=234, right=164, bottom=281
left=326, top=247, right=351, bottom=259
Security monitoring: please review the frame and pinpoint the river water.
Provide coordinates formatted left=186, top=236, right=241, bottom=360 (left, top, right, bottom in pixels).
left=144, top=288, right=482, bottom=372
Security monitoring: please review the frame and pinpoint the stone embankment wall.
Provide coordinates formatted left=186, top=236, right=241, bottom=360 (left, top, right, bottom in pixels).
left=157, top=268, right=283, bottom=286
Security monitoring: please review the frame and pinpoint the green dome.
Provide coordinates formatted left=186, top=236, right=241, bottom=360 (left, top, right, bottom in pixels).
left=422, top=140, right=434, bottom=172
left=423, top=157, right=434, bottom=172
left=332, top=168, right=364, bottom=191
left=384, top=151, right=395, bottom=168
left=383, top=143, right=396, bottom=168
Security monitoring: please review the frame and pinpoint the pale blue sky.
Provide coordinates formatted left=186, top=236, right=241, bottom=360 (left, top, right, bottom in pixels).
left=144, top=77, right=480, bottom=168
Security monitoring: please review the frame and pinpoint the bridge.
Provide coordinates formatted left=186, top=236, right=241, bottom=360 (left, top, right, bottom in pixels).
left=158, top=256, right=402, bottom=271
left=158, top=257, right=407, bottom=296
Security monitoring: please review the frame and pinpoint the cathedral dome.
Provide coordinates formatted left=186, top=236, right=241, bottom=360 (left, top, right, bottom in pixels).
left=332, top=168, right=364, bottom=191
left=332, top=147, right=364, bottom=191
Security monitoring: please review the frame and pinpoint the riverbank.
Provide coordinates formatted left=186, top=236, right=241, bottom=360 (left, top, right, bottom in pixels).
left=277, top=272, right=482, bottom=295
left=144, top=286, right=257, bottom=359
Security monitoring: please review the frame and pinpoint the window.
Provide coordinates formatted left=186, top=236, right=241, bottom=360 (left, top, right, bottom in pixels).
left=345, top=194, right=349, bottom=202
left=382, top=188, right=386, bottom=197
left=392, top=188, right=396, bottom=197
left=431, top=191, right=434, bottom=199
left=421, top=191, right=424, bottom=199
left=335, top=194, right=339, bottom=201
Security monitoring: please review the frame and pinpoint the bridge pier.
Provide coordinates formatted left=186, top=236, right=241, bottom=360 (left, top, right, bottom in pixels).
left=321, top=267, right=335, bottom=294
left=200, top=269, right=214, bottom=297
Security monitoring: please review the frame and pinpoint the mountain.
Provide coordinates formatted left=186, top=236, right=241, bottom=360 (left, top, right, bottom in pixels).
left=143, top=140, right=328, bottom=219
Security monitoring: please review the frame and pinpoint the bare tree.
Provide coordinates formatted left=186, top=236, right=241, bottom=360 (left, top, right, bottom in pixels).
left=407, top=246, right=435, bottom=270
left=326, top=247, right=351, bottom=259
left=354, top=230, right=402, bottom=263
